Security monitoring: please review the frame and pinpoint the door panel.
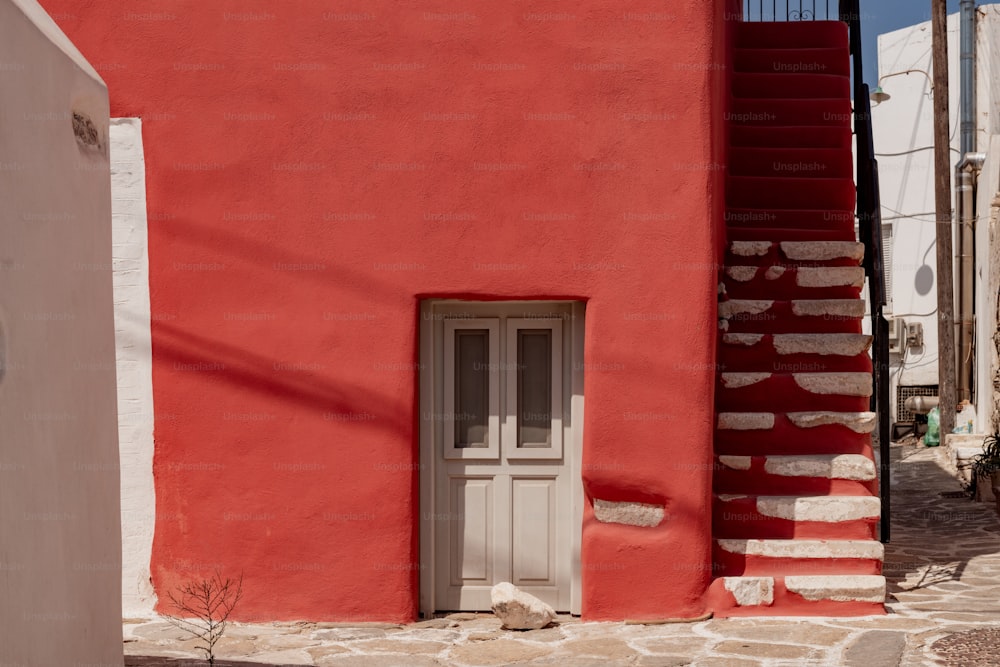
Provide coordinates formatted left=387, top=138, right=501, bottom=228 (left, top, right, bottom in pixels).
left=450, top=477, right=492, bottom=583
left=511, top=477, right=556, bottom=586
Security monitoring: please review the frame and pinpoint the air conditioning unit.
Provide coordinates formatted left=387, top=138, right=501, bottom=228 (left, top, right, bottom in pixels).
left=888, top=317, right=906, bottom=354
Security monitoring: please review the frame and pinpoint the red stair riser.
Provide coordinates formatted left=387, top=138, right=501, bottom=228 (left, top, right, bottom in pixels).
left=733, top=73, right=852, bottom=99
left=735, top=21, right=849, bottom=50
left=713, top=468, right=877, bottom=496
left=715, top=424, right=873, bottom=456
left=712, top=550, right=883, bottom=577
left=730, top=99, right=853, bottom=127
left=718, top=348, right=873, bottom=374
left=727, top=176, right=857, bottom=211
left=730, top=125, right=852, bottom=149
left=730, top=148, right=853, bottom=179
left=733, top=47, right=851, bottom=76
left=726, top=209, right=854, bottom=230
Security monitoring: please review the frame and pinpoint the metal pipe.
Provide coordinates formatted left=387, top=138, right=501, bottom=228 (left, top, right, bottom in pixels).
left=956, top=153, right=985, bottom=404
left=904, top=395, right=940, bottom=415
left=960, top=0, right=977, bottom=155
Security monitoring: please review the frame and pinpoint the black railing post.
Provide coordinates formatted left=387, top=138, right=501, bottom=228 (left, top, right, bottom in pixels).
left=841, top=0, right=892, bottom=543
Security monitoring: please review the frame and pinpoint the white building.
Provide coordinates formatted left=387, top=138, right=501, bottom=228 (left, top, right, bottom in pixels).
left=872, top=5, right=1000, bottom=435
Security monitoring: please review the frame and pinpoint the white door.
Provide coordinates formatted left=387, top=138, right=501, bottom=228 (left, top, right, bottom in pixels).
left=420, top=301, right=582, bottom=613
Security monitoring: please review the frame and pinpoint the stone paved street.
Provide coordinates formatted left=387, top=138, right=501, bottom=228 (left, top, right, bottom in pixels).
left=124, top=442, right=1000, bottom=666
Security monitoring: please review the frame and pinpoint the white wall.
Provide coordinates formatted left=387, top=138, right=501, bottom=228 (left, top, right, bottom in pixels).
left=873, top=12, right=963, bottom=423
left=111, top=119, right=157, bottom=618
left=0, top=1, right=123, bottom=664
left=974, top=8, right=1000, bottom=433
left=875, top=7, right=1000, bottom=432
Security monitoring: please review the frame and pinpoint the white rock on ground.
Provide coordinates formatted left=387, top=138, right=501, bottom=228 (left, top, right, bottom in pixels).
left=490, top=582, right=557, bottom=630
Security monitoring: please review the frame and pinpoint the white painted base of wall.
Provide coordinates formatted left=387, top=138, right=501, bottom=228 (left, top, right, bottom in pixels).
left=111, top=118, right=157, bottom=618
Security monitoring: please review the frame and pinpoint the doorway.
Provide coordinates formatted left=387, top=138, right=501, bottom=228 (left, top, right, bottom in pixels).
left=418, top=300, right=584, bottom=615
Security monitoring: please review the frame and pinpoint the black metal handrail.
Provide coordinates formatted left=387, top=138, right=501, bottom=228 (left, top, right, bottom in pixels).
left=742, top=0, right=837, bottom=21
left=840, top=0, right=892, bottom=543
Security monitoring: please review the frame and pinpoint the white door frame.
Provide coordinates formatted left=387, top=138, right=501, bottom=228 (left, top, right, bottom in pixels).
left=418, top=300, right=585, bottom=617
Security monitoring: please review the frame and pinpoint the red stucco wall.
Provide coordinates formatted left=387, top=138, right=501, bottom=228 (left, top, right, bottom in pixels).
left=45, top=1, right=725, bottom=621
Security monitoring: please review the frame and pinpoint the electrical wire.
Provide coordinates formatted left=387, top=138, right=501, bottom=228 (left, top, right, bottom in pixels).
left=875, top=145, right=962, bottom=157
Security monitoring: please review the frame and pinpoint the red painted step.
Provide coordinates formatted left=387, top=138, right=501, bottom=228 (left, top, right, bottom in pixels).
left=725, top=208, right=855, bottom=231
left=714, top=421, right=873, bottom=457
left=708, top=577, right=884, bottom=618
left=718, top=333, right=873, bottom=373
left=728, top=177, right=856, bottom=211
left=733, top=47, right=850, bottom=77
left=716, top=373, right=870, bottom=412
left=728, top=227, right=849, bottom=242
left=719, top=299, right=864, bottom=334
left=722, top=265, right=863, bottom=300
left=730, top=125, right=853, bottom=149
left=730, top=98, right=853, bottom=127
left=712, top=542, right=883, bottom=577
left=729, top=148, right=853, bottom=179
left=713, top=467, right=876, bottom=497
left=713, top=495, right=878, bottom=540
left=735, top=21, right=849, bottom=50
left=733, top=73, right=851, bottom=100
left=724, top=241, right=863, bottom=268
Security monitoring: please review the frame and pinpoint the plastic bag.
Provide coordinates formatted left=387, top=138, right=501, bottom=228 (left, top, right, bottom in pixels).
left=953, top=401, right=977, bottom=434
left=925, top=406, right=940, bottom=447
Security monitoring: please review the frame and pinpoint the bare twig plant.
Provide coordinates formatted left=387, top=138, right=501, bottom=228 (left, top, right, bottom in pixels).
left=163, top=570, right=244, bottom=665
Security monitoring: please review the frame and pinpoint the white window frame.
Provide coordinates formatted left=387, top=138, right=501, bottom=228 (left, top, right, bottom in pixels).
left=504, top=318, right=563, bottom=460
left=443, top=319, right=500, bottom=459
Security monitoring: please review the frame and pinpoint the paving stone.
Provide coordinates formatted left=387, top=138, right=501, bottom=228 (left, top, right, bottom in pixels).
left=448, top=639, right=554, bottom=665
left=312, top=622, right=404, bottom=630
left=713, top=640, right=819, bottom=660
left=635, top=656, right=694, bottom=667
left=315, top=655, right=444, bottom=667
left=691, top=658, right=761, bottom=667
left=516, top=626, right=566, bottom=643
left=842, top=630, right=906, bottom=667
left=633, top=637, right=712, bottom=655
left=701, top=621, right=849, bottom=646
left=306, top=645, right=352, bottom=659
left=446, top=613, right=481, bottom=621
left=245, top=648, right=315, bottom=664
left=558, top=638, right=636, bottom=660
left=409, top=618, right=456, bottom=629
left=351, top=639, right=448, bottom=654
left=532, top=658, right=634, bottom=667
left=129, top=622, right=191, bottom=641
left=829, top=617, right=936, bottom=631
left=312, top=628, right=390, bottom=641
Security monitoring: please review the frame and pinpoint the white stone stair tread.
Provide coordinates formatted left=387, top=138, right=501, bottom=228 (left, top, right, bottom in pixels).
left=719, top=372, right=871, bottom=396
left=780, top=241, right=864, bottom=262
left=715, top=495, right=881, bottom=521
left=771, top=333, right=872, bottom=355
left=784, top=575, right=885, bottom=602
left=787, top=411, right=876, bottom=433
left=717, top=454, right=876, bottom=480
left=717, top=411, right=876, bottom=432
left=721, top=332, right=873, bottom=356
left=716, top=538, right=884, bottom=559
left=729, top=241, right=864, bottom=263
left=722, top=575, right=885, bottom=605
left=724, top=265, right=864, bottom=288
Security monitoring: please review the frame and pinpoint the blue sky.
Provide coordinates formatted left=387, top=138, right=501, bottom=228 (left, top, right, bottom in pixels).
left=861, top=0, right=962, bottom=85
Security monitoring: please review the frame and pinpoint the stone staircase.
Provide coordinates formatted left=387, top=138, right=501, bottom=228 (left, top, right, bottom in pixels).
left=707, top=20, right=885, bottom=616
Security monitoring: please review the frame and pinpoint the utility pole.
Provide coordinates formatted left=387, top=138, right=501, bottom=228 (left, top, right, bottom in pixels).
left=932, top=0, right=957, bottom=435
